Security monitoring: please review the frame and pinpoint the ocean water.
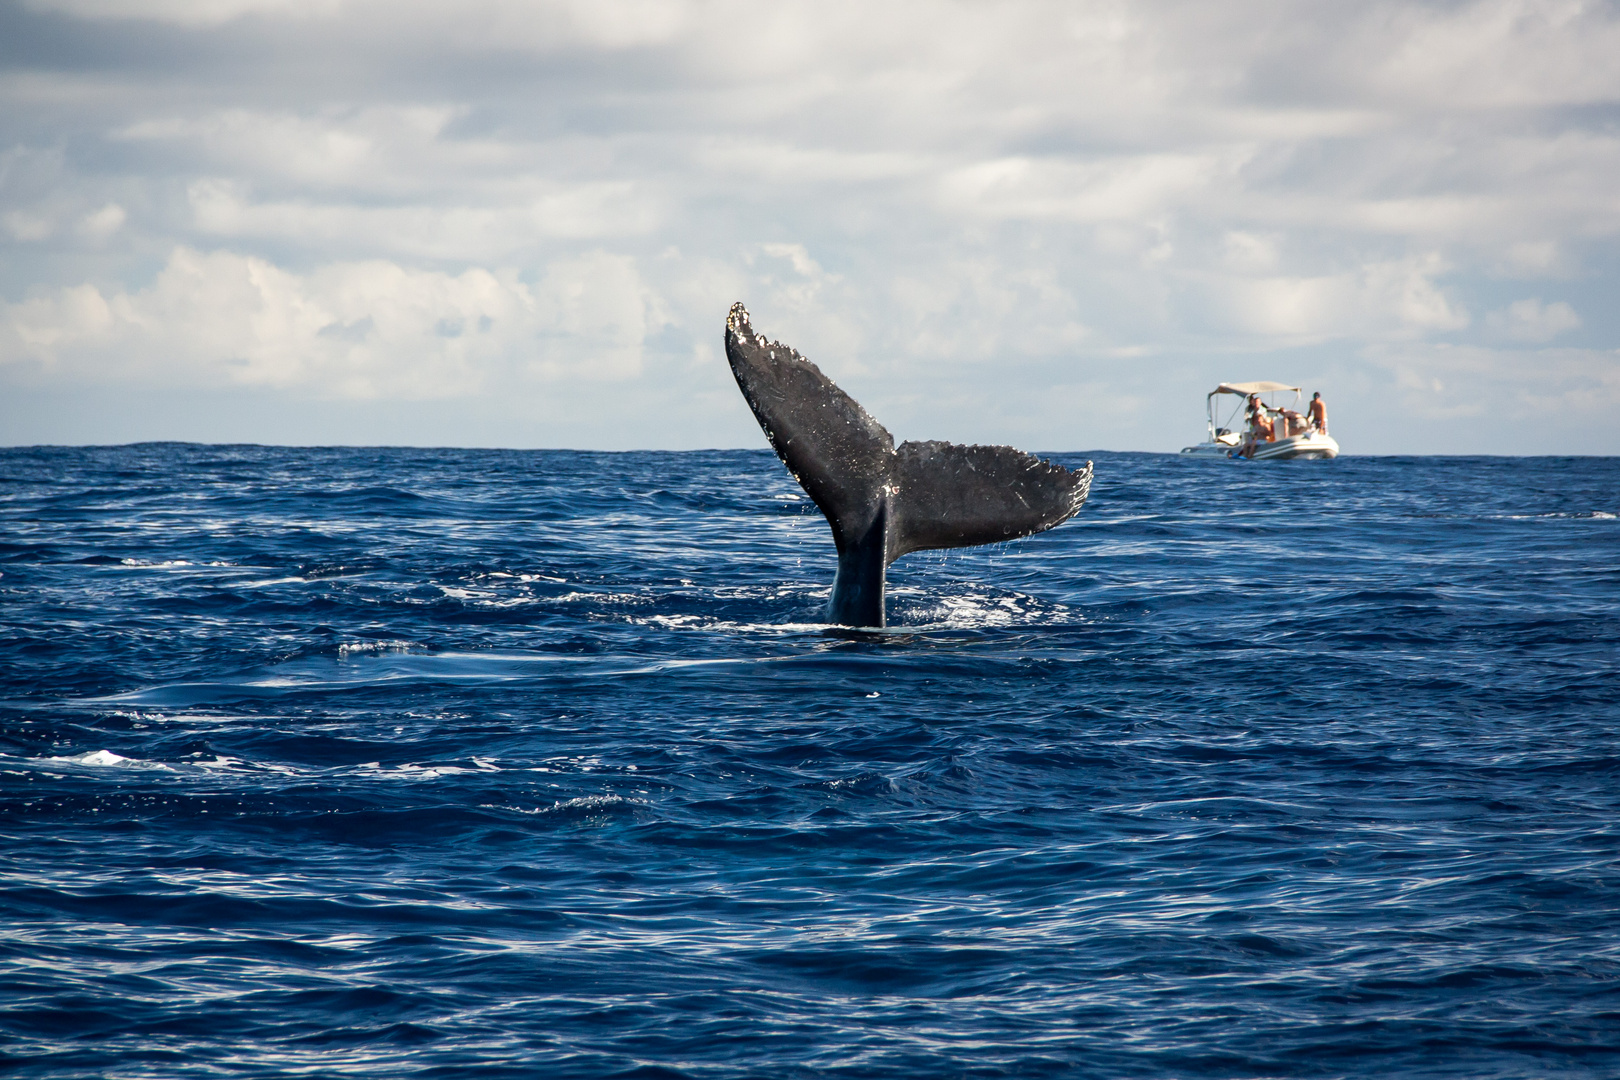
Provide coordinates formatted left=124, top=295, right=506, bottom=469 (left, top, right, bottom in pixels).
left=2, top=443, right=1618, bottom=1079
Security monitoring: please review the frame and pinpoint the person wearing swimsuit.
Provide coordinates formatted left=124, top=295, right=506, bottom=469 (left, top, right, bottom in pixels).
left=1306, top=392, right=1328, bottom=434
left=1248, top=395, right=1275, bottom=441
left=1241, top=395, right=1275, bottom=458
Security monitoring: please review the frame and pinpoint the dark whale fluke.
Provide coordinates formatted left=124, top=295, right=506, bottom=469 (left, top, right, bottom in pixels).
left=725, top=302, right=1092, bottom=627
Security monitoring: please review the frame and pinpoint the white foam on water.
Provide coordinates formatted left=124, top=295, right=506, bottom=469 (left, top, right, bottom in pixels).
left=634, top=612, right=832, bottom=634
left=12, top=748, right=505, bottom=780
left=40, top=749, right=173, bottom=770
left=825, top=774, right=898, bottom=794
left=73, top=749, right=131, bottom=766
left=552, top=591, right=647, bottom=605
left=393, top=763, right=473, bottom=778
left=190, top=754, right=299, bottom=775
left=9, top=748, right=330, bottom=777
left=888, top=585, right=1077, bottom=631
left=909, top=594, right=1034, bottom=629
left=355, top=761, right=478, bottom=780
left=337, top=640, right=417, bottom=657
left=438, top=586, right=495, bottom=601
left=494, top=794, right=649, bottom=815
left=556, top=794, right=643, bottom=810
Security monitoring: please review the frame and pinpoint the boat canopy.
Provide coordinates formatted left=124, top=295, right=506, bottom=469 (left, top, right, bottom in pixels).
left=1211, top=381, right=1301, bottom=396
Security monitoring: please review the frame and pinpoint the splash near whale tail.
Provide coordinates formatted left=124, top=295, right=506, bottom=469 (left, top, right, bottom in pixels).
left=724, top=302, right=1092, bottom=627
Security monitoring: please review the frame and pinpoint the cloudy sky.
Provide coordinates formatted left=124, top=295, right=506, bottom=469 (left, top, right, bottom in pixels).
left=2, top=0, right=1616, bottom=453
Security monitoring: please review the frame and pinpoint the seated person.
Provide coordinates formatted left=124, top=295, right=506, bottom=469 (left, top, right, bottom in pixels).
left=1247, top=395, right=1275, bottom=441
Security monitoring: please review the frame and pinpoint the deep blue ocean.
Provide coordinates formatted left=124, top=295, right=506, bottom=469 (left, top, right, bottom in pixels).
left=2, top=444, right=1618, bottom=1078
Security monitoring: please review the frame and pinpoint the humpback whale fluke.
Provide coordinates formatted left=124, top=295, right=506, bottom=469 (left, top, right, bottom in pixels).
left=725, top=302, right=1092, bottom=627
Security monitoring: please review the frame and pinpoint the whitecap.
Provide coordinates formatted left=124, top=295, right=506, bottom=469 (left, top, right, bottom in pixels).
left=552, top=591, right=647, bottom=605
left=74, top=749, right=128, bottom=766
left=336, top=640, right=417, bottom=657
left=438, top=586, right=495, bottom=601
left=394, top=763, right=472, bottom=778
left=47, top=749, right=173, bottom=770
left=192, top=754, right=298, bottom=775
left=498, top=794, right=649, bottom=815
left=355, top=762, right=475, bottom=779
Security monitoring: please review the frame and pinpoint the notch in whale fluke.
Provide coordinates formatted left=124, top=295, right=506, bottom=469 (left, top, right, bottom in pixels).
left=724, top=301, right=1092, bottom=627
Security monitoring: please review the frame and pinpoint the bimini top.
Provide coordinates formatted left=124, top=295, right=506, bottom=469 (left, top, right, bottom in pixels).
left=1211, top=381, right=1301, bottom=396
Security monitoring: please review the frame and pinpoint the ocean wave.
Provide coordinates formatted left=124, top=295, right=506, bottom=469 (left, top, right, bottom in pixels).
left=44, top=748, right=173, bottom=770
left=496, top=794, right=650, bottom=817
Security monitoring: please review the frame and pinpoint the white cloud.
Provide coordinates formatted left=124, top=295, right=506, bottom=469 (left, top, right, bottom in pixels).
left=23, top=0, right=342, bottom=26
left=694, top=139, right=928, bottom=187
left=1500, top=241, right=1566, bottom=277
left=76, top=203, right=126, bottom=240
left=1363, top=0, right=1620, bottom=109
left=1369, top=341, right=1620, bottom=424
left=1221, top=232, right=1282, bottom=274
left=186, top=178, right=659, bottom=260
left=113, top=107, right=495, bottom=192
left=526, top=251, right=666, bottom=379
left=3, top=211, right=54, bottom=242
left=938, top=153, right=1234, bottom=224
left=1205, top=254, right=1469, bottom=341
left=1486, top=298, right=1582, bottom=342
left=1, top=247, right=665, bottom=397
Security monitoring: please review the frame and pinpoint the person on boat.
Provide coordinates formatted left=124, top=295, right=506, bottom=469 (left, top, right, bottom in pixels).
left=1306, top=392, right=1328, bottom=434
left=1246, top=395, right=1275, bottom=441
left=1237, top=395, right=1271, bottom=458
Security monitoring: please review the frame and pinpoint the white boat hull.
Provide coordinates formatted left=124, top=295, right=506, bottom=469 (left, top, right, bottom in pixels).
left=1254, top=432, right=1338, bottom=460
left=1181, top=432, right=1339, bottom=460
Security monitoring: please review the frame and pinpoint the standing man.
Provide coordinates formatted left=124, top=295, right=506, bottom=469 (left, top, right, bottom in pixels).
left=1306, top=392, right=1328, bottom=434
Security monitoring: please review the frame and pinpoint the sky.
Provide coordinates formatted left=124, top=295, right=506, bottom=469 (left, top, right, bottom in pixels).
left=1, top=0, right=1617, bottom=454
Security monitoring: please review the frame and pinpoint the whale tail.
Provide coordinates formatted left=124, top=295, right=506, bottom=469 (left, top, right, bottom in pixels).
left=724, top=302, right=1091, bottom=626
